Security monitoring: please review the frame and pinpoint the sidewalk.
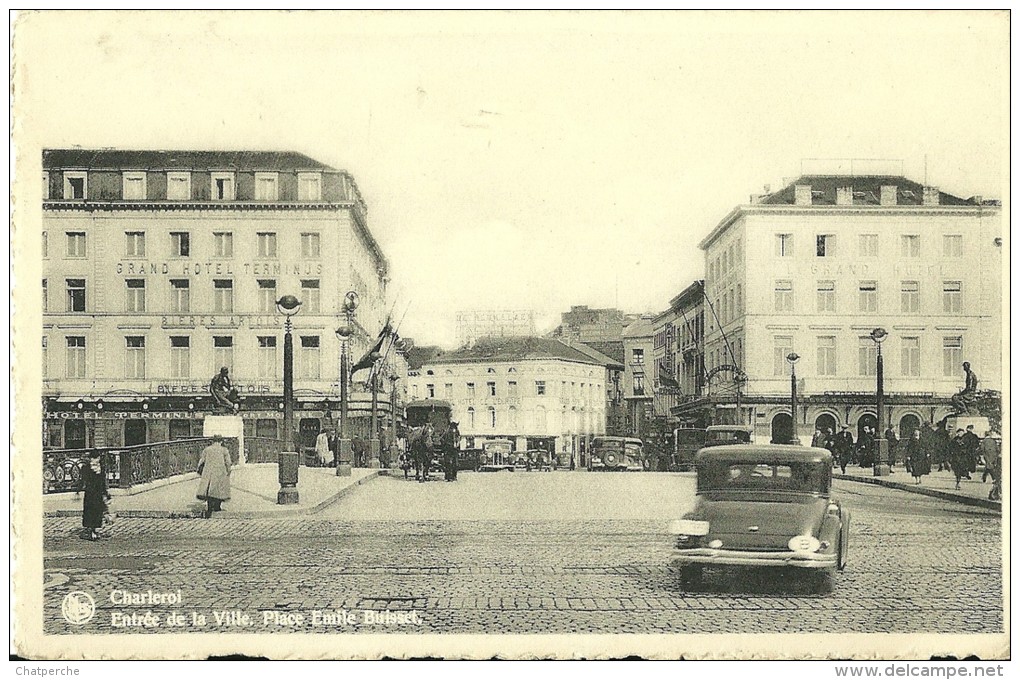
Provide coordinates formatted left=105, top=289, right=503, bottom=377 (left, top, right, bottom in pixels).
left=834, top=464, right=1001, bottom=512
left=44, top=464, right=382, bottom=519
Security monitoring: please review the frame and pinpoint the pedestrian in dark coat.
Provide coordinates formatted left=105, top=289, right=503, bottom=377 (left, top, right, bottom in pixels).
left=857, top=426, right=875, bottom=467
left=934, top=424, right=952, bottom=471
left=885, top=426, right=899, bottom=470
left=196, top=436, right=232, bottom=518
left=981, top=430, right=1001, bottom=500
left=78, top=450, right=110, bottom=541
left=962, top=425, right=981, bottom=476
left=904, top=430, right=929, bottom=484
left=949, top=429, right=971, bottom=490
left=833, top=426, right=855, bottom=474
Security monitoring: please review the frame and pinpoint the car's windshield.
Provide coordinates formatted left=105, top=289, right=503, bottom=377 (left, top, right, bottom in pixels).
left=698, top=461, right=829, bottom=493
left=706, top=430, right=751, bottom=444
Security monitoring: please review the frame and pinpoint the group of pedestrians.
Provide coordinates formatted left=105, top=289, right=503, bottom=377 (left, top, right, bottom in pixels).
left=811, top=420, right=1003, bottom=498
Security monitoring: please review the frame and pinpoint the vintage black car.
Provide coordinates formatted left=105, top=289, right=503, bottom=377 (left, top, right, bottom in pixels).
left=669, top=444, right=850, bottom=593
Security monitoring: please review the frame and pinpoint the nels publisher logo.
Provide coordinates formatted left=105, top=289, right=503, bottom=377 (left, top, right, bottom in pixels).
left=61, top=591, right=96, bottom=625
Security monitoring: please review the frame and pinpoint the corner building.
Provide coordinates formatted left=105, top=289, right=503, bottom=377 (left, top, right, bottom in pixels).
left=42, top=149, right=395, bottom=451
left=689, top=174, right=1001, bottom=444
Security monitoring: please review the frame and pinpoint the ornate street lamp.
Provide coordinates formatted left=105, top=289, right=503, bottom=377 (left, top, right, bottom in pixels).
left=786, top=352, right=800, bottom=445
left=334, top=290, right=359, bottom=476
left=870, top=327, right=890, bottom=476
left=276, top=294, right=302, bottom=504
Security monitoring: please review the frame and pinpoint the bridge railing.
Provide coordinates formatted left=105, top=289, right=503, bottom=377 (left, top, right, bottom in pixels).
left=245, top=437, right=284, bottom=464
left=43, top=437, right=239, bottom=494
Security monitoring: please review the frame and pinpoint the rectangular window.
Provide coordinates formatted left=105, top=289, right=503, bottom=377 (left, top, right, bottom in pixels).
left=426, top=384, right=435, bottom=398
left=125, top=336, right=146, bottom=379
left=466, top=382, right=475, bottom=399
left=300, top=336, right=321, bottom=380
left=125, top=279, right=146, bottom=313
left=301, top=280, right=321, bottom=313
left=213, top=232, right=233, bottom=257
left=122, top=172, right=146, bottom=199
left=125, top=231, right=146, bottom=257
left=444, top=383, right=453, bottom=398
left=65, top=336, right=86, bottom=378
left=257, top=232, right=277, bottom=258
left=255, top=172, right=278, bottom=201
left=508, top=381, right=518, bottom=397
left=170, top=279, right=190, bottom=313
left=901, top=234, right=920, bottom=258
left=634, top=375, right=645, bottom=396
left=489, top=407, right=497, bottom=428
left=632, top=348, right=644, bottom=365
left=774, top=280, right=793, bottom=312
left=42, top=231, right=48, bottom=258
left=301, top=233, right=321, bottom=258
left=63, top=172, right=86, bottom=200
left=298, top=173, right=322, bottom=201
left=943, top=234, right=963, bottom=258
left=859, top=281, right=877, bottom=313
left=859, top=233, right=878, bottom=257
left=42, top=336, right=48, bottom=377
left=816, top=234, right=834, bottom=257
left=816, top=281, right=835, bottom=312
left=258, top=336, right=278, bottom=379
left=858, top=337, right=877, bottom=376
left=258, top=280, right=277, bottom=313
left=170, top=336, right=191, bottom=378
left=900, top=281, right=920, bottom=313
left=943, top=336, right=963, bottom=377
left=817, top=336, right=837, bottom=376
left=65, top=278, right=86, bottom=312
left=213, top=336, right=234, bottom=373
left=901, top=337, right=921, bottom=377
left=166, top=172, right=191, bottom=200
left=943, top=281, right=963, bottom=314
left=171, top=232, right=190, bottom=257
left=487, top=381, right=497, bottom=397
left=536, top=380, right=546, bottom=396
left=65, top=232, right=86, bottom=258
left=42, top=279, right=47, bottom=313
left=213, top=279, right=234, bottom=313
left=211, top=172, right=235, bottom=201
left=773, top=336, right=793, bottom=376
left=42, top=172, right=49, bottom=200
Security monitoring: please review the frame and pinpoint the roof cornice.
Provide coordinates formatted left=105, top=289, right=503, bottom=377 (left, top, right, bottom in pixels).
left=43, top=200, right=360, bottom=212
left=698, top=203, right=1000, bottom=251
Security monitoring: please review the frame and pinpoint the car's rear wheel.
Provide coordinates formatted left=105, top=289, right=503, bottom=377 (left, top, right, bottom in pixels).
left=679, top=564, right=703, bottom=589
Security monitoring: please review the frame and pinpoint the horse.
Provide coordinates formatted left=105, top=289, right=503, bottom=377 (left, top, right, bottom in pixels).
left=408, top=423, right=435, bottom=483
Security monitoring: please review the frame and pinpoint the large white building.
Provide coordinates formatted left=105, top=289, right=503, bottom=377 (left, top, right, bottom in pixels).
left=42, top=149, right=403, bottom=452
left=684, top=174, right=1001, bottom=443
left=408, top=337, right=615, bottom=464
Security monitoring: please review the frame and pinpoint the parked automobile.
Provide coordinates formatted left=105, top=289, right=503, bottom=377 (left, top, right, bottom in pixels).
left=673, top=428, right=707, bottom=470
left=589, top=437, right=644, bottom=471
left=457, top=449, right=482, bottom=472
left=669, top=444, right=850, bottom=594
left=703, top=425, right=754, bottom=448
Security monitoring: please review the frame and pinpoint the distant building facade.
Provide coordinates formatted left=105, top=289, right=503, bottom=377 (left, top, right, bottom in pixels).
left=407, top=337, right=610, bottom=465
left=653, top=280, right=705, bottom=422
left=456, top=309, right=536, bottom=347
left=42, top=149, right=397, bottom=452
left=621, top=316, right=655, bottom=439
left=680, top=174, right=1002, bottom=444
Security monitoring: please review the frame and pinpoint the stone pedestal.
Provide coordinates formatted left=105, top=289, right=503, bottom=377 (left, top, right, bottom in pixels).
left=336, top=437, right=353, bottom=477
left=946, top=416, right=991, bottom=437
left=368, top=439, right=381, bottom=468
left=873, top=438, right=891, bottom=477
left=203, top=415, right=245, bottom=464
left=277, top=451, right=300, bottom=504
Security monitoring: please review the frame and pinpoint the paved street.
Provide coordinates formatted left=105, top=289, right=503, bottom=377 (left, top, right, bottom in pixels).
left=43, top=472, right=1002, bottom=635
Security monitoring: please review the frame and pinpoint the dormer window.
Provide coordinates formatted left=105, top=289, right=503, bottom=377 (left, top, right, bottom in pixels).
left=63, top=171, right=87, bottom=200
left=166, top=172, right=191, bottom=200
left=122, top=172, right=147, bottom=200
left=298, top=173, right=322, bottom=201
left=211, top=172, right=235, bottom=200
left=255, top=172, right=279, bottom=201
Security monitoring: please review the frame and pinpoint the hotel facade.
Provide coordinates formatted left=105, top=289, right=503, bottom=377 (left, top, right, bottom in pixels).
left=676, top=174, right=1002, bottom=444
left=42, top=149, right=403, bottom=452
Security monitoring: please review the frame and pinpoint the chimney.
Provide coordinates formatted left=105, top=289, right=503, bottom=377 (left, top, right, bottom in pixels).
left=794, top=185, right=812, bottom=206
left=836, top=186, right=853, bottom=206
left=880, top=185, right=897, bottom=206
left=923, top=186, right=940, bottom=206
left=749, top=194, right=762, bottom=204
left=763, top=184, right=771, bottom=194
left=972, top=195, right=983, bottom=206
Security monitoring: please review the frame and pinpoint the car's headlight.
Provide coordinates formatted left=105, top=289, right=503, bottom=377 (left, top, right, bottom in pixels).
left=668, top=519, right=710, bottom=536
left=788, top=535, right=821, bottom=553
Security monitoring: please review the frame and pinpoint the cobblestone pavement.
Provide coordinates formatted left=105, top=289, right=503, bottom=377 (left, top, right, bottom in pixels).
left=42, top=473, right=1002, bottom=635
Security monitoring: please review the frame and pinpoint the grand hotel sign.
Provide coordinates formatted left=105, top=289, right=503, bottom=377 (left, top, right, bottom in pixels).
left=115, top=261, right=324, bottom=277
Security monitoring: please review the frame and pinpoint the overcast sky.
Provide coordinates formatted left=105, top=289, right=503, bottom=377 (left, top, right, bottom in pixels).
left=17, top=11, right=1008, bottom=347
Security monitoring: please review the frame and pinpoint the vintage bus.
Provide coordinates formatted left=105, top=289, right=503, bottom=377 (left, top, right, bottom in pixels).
left=589, top=436, right=644, bottom=471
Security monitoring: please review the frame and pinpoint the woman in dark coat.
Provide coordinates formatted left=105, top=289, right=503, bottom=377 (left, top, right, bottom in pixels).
left=948, top=429, right=971, bottom=490
left=904, top=430, right=930, bottom=484
left=78, top=450, right=110, bottom=541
